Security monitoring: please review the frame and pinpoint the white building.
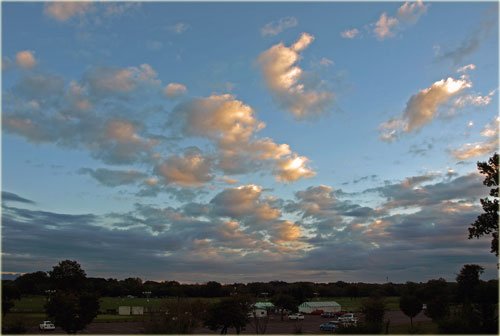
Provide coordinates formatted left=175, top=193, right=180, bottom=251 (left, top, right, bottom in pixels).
left=249, top=302, right=275, bottom=318
left=298, top=301, right=341, bottom=314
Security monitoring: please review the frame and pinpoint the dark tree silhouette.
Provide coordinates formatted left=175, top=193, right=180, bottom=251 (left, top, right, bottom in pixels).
left=456, top=264, right=484, bottom=304
left=46, top=291, right=99, bottom=334
left=49, top=260, right=86, bottom=291
left=399, top=294, right=422, bottom=329
left=468, top=153, right=499, bottom=256
left=204, top=295, right=251, bottom=334
left=45, top=260, right=99, bottom=334
left=271, top=293, right=298, bottom=321
left=2, top=282, right=20, bottom=317
left=361, top=295, right=386, bottom=333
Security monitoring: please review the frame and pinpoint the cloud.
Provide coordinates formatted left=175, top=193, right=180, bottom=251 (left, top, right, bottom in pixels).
left=340, top=28, right=359, bottom=39
left=456, top=64, right=476, bottom=73
left=451, top=117, right=499, bottom=160
left=3, top=169, right=498, bottom=282
left=275, top=155, right=316, bottom=182
left=319, top=57, right=334, bottom=67
left=164, top=83, right=187, bottom=98
left=44, top=2, right=93, bottom=22
left=2, top=191, right=35, bottom=205
left=168, top=22, right=189, bottom=34
left=169, top=94, right=315, bottom=182
left=78, top=168, right=148, bottom=187
left=437, top=15, right=496, bottom=65
left=453, top=89, right=496, bottom=108
left=396, top=0, right=428, bottom=25
left=373, top=1, right=428, bottom=40
left=84, top=64, right=160, bottom=97
left=15, top=51, right=37, bottom=69
left=258, top=33, right=333, bottom=119
left=379, top=76, right=472, bottom=141
left=261, top=17, right=298, bottom=36
left=155, top=147, right=214, bottom=187
left=374, top=13, right=399, bottom=40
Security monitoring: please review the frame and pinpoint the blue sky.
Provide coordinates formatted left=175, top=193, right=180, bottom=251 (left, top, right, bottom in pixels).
left=2, top=1, right=499, bottom=283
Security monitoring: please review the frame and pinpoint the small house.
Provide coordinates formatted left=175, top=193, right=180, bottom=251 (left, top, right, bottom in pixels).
left=249, top=302, right=275, bottom=318
left=298, top=301, right=341, bottom=314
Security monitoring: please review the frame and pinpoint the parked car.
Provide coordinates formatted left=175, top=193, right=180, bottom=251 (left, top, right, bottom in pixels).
left=320, top=321, right=340, bottom=331
left=321, top=312, right=335, bottom=318
left=39, top=321, right=56, bottom=331
left=288, top=313, right=305, bottom=320
left=338, top=313, right=357, bottom=322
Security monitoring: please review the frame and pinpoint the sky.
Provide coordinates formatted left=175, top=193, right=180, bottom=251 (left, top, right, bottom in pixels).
left=2, top=1, right=499, bottom=284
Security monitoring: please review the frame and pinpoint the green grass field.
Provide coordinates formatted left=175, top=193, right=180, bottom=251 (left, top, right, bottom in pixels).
left=12, top=295, right=401, bottom=313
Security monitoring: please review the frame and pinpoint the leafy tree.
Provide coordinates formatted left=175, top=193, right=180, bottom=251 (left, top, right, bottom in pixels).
left=143, top=298, right=208, bottom=334
left=204, top=295, right=251, bottom=334
left=49, top=260, right=86, bottom=291
left=46, top=291, right=99, bottom=334
left=271, top=293, right=298, bottom=321
left=2, top=281, right=20, bottom=317
left=424, top=298, right=450, bottom=322
left=468, top=153, right=499, bottom=256
left=360, top=295, right=386, bottom=333
left=456, top=264, right=484, bottom=304
left=399, top=294, right=422, bottom=329
left=14, top=271, right=50, bottom=295
left=45, top=260, right=99, bottom=334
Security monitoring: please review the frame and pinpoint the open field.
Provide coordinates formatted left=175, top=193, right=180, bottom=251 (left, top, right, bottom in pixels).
left=11, top=295, right=399, bottom=313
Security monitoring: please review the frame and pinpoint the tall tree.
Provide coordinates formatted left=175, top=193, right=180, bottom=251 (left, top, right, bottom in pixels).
left=361, top=295, right=386, bottom=333
left=399, top=294, right=422, bottom=329
left=271, top=293, right=298, bottom=321
left=456, top=264, right=484, bottom=304
left=204, top=295, right=251, bottom=334
left=2, top=281, right=20, bottom=317
left=45, top=260, right=99, bottom=334
left=468, top=153, right=499, bottom=256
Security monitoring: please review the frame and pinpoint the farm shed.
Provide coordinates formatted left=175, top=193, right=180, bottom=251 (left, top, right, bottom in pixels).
left=118, top=306, right=144, bottom=315
left=249, top=302, right=275, bottom=318
left=298, top=301, right=341, bottom=314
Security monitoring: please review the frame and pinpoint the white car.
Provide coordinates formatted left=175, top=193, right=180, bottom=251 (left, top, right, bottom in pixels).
left=39, top=321, right=56, bottom=331
left=288, top=313, right=305, bottom=320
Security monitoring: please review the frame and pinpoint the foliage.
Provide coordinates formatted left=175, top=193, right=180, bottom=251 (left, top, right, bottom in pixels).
left=360, top=295, right=386, bottom=333
left=49, top=260, right=87, bottom=291
left=2, top=281, right=21, bottom=317
left=45, top=290, right=100, bottom=334
left=14, top=271, right=50, bottom=295
left=456, top=264, right=484, bottom=304
left=399, top=294, right=422, bottom=328
left=271, top=293, right=298, bottom=320
left=468, top=153, right=499, bottom=256
left=143, top=298, right=208, bottom=334
left=1, top=317, right=27, bottom=334
left=45, top=260, right=99, bottom=334
left=204, top=295, right=252, bottom=334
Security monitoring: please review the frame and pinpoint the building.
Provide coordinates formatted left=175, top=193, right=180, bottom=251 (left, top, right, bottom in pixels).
left=298, top=301, right=341, bottom=314
left=249, top=302, right=275, bottom=318
left=118, top=306, right=144, bottom=315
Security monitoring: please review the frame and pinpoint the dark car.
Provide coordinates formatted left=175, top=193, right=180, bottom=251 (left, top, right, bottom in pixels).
left=321, top=312, right=335, bottom=318
left=320, top=321, right=339, bottom=332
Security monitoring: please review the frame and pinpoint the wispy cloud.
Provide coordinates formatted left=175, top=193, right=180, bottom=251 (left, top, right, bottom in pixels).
left=340, top=28, right=359, bottom=39
left=451, top=117, right=499, bottom=160
left=258, top=33, right=333, bottom=119
left=168, top=22, right=189, bottom=34
left=261, top=17, right=298, bottom=36
left=373, top=1, right=428, bottom=40
left=44, top=2, right=93, bottom=22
